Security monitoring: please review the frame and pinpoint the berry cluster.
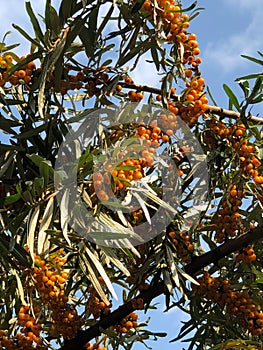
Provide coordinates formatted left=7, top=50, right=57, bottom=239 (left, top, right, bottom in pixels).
left=235, top=245, right=257, bottom=263
left=143, top=0, right=208, bottom=126
left=87, top=285, right=112, bottom=319
left=131, top=297, right=145, bottom=310
left=193, top=273, right=263, bottom=336
left=143, top=1, right=201, bottom=68
left=206, top=119, right=262, bottom=183
left=31, top=251, right=82, bottom=340
left=0, top=54, right=36, bottom=87
left=113, top=312, right=139, bottom=334
left=84, top=343, right=107, bottom=350
left=168, top=230, right=194, bottom=263
left=205, top=119, right=262, bottom=242
left=0, top=305, right=47, bottom=350
left=215, top=185, right=245, bottom=243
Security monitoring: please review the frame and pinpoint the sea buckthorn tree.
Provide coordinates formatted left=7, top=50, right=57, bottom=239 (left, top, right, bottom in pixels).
left=0, top=1, right=263, bottom=349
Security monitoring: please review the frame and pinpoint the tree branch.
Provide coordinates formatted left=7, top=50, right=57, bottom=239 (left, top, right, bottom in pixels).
left=120, top=82, right=263, bottom=123
left=58, top=226, right=263, bottom=350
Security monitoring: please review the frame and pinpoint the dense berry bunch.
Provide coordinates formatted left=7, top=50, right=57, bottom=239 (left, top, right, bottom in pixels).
left=235, top=245, right=257, bottom=263
left=84, top=342, right=107, bottom=350
left=0, top=54, right=36, bottom=87
left=113, top=312, right=139, bottom=334
left=168, top=230, right=194, bottom=263
left=31, top=251, right=82, bottom=339
left=143, top=0, right=208, bottom=126
left=193, top=273, right=263, bottom=336
left=87, top=285, right=112, bottom=319
left=215, top=185, right=245, bottom=243
left=143, top=1, right=202, bottom=68
left=131, top=297, right=145, bottom=310
left=0, top=305, right=47, bottom=350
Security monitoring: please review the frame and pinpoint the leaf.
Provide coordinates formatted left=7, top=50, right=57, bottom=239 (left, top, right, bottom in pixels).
left=12, top=269, right=26, bottom=305
left=133, top=192, right=151, bottom=224
left=117, top=41, right=152, bottom=67
left=27, top=206, right=40, bottom=261
left=3, top=192, right=21, bottom=206
left=241, top=54, right=263, bottom=66
left=223, top=84, right=240, bottom=111
left=247, top=77, right=262, bottom=104
left=79, top=251, right=110, bottom=305
left=83, top=244, right=118, bottom=300
left=15, top=123, right=47, bottom=139
left=45, top=1, right=60, bottom=36
left=60, top=189, right=71, bottom=246
left=236, top=73, right=263, bottom=82
left=38, top=196, right=54, bottom=255
left=25, top=1, right=45, bottom=46
left=101, top=246, right=130, bottom=276
left=206, top=86, right=218, bottom=106
left=12, top=24, right=43, bottom=49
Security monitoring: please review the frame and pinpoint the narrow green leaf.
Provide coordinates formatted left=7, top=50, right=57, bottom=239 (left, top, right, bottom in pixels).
left=25, top=1, right=45, bottom=46
left=236, top=73, right=263, bottom=82
left=241, top=54, right=263, bottom=66
left=131, top=0, right=145, bottom=13
left=45, top=1, right=60, bottom=36
left=206, top=86, right=218, bottom=106
left=247, top=77, right=262, bottom=104
left=12, top=24, right=43, bottom=49
left=4, top=192, right=21, bottom=206
left=223, top=84, right=240, bottom=111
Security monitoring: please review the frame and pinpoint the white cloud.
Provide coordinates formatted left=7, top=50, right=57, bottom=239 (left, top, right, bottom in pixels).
left=203, top=2, right=263, bottom=74
left=223, top=0, right=263, bottom=10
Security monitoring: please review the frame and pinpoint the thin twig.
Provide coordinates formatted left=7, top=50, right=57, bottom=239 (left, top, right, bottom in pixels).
left=119, top=82, right=263, bottom=123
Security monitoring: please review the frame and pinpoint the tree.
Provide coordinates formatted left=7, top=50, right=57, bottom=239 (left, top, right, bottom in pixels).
left=0, top=0, right=263, bottom=349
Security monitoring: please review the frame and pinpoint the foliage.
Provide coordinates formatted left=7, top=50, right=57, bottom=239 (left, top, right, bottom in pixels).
left=0, top=0, right=263, bottom=349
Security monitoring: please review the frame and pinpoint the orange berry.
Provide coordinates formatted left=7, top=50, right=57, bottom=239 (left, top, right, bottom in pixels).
left=97, top=190, right=109, bottom=201
left=115, top=84, right=122, bottom=92
left=16, top=70, right=26, bottom=79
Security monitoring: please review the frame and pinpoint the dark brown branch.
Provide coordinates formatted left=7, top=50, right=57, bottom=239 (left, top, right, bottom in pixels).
left=185, top=226, right=263, bottom=275
left=119, top=82, right=263, bottom=123
left=58, top=227, right=263, bottom=350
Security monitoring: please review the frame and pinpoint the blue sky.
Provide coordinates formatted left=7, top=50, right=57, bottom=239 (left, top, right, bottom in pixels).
left=0, top=1, right=263, bottom=349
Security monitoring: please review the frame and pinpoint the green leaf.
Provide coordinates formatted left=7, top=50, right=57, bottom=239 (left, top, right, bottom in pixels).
left=59, top=0, right=83, bottom=26
left=4, top=192, right=21, bottom=206
left=247, top=77, right=262, bottom=104
left=6, top=52, right=41, bottom=77
left=45, top=1, right=61, bottom=37
left=25, top=1, right=45, bottom=46
left=206, top=86, right=218, bottom=106
left=223, top=84, right=241, bottom=111
left=117, top=41, right=152, bottom=67
left=12, top=24, right=43, bottom=49
left=241, top=54, right=263, bottom=66
left=236, top=73, right=263, bottom=82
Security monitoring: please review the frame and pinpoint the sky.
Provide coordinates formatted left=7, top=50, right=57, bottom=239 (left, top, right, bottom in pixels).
left=0, top=1, right=263, bottom=349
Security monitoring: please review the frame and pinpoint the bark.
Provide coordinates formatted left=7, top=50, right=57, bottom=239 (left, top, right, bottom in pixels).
left=58, top=226, right=263, bottom=350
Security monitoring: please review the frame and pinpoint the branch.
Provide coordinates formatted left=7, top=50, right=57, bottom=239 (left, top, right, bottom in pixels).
left=58, top=226, right=263, bottom=350
left=120, top=82, right=263, bottom=123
